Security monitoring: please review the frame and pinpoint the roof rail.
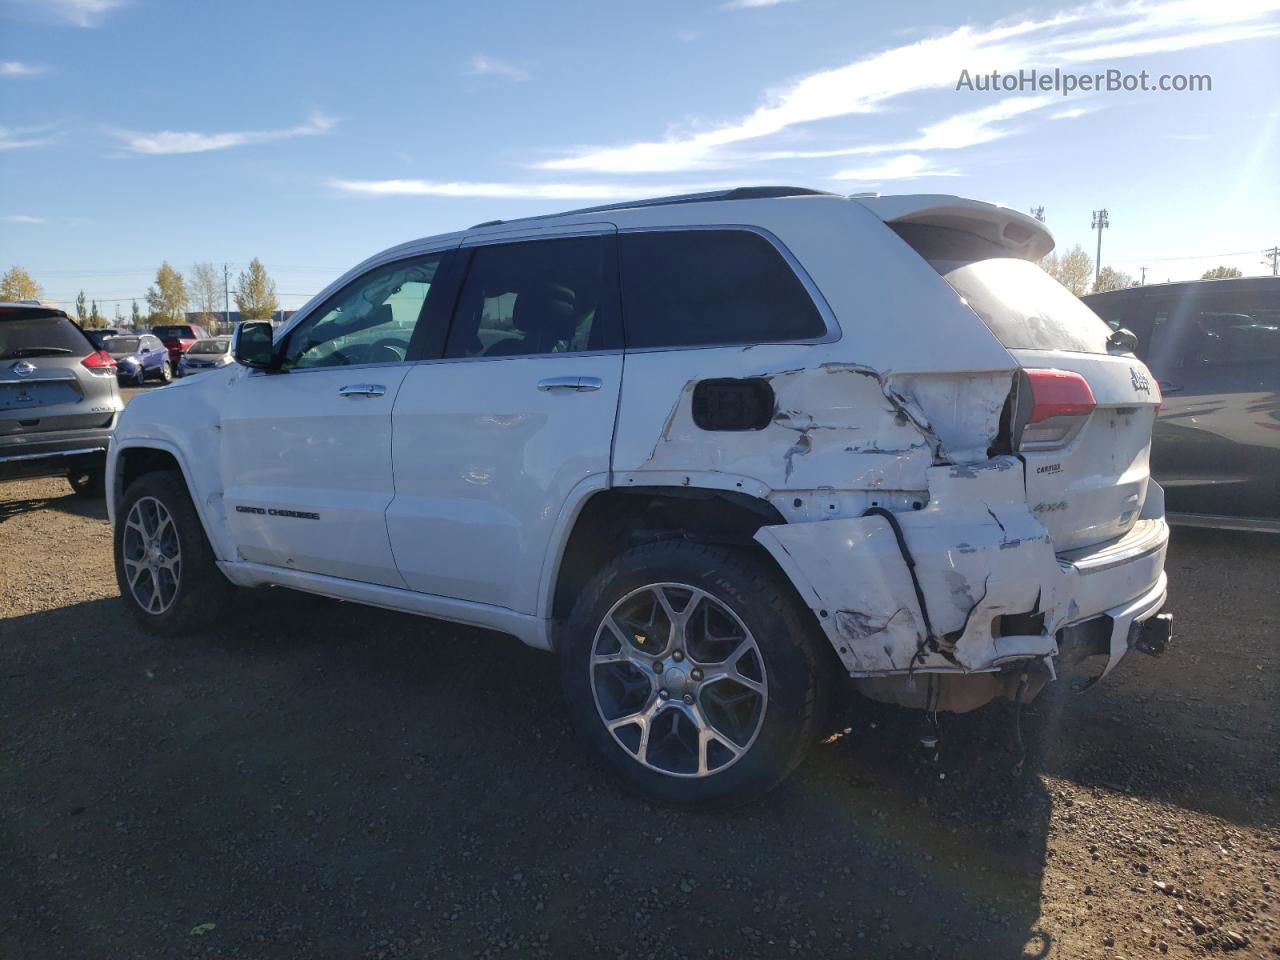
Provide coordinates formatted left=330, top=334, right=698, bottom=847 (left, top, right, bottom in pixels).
left=467, top=185, right=837, bottom=230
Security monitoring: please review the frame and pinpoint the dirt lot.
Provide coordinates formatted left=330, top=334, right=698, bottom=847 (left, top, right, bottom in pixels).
left=2, top=433, right=1278, bottom=957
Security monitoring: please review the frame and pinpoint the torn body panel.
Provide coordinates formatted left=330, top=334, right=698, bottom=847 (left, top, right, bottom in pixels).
left=756, top=457, right=1170, bottom=689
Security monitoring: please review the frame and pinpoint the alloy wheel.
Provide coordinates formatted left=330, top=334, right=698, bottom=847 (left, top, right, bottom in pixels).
left=590, top=582, right=768, bottom=778
left=121, top=495, right=182, bottom=614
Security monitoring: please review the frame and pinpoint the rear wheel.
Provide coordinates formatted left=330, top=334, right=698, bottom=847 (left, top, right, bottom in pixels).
left=114, top=469, right=233, bottom=635
left=67, top=466, right=105, bottom=498
left=158, top=361, right=173, bottom=383
left=560, top=539, right=830, bottom=807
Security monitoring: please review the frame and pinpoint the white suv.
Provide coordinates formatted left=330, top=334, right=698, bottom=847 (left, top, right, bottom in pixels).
left=108, top=187, right=1172, bottom=805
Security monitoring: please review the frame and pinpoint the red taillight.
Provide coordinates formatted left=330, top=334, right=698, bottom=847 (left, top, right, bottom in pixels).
left=1025, top=368, right=1096, bottom=423
left=81, top=349, right=116, bottom=371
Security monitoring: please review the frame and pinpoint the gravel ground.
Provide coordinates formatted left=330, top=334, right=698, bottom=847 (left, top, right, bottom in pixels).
left=2, top=434, right=1277, bottom=958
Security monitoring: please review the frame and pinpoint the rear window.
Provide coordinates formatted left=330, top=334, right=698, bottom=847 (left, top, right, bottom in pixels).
left=0, top=310, right=93, bottom=359
left=894, top=223, right=1112, bottom=354
left=618, top=230, right=826, bottom=349
left=189, top=338, right=230, bottom=354
left=152, top=325, right=196, bottom=339
left=104, top=336, right=141, bottom=352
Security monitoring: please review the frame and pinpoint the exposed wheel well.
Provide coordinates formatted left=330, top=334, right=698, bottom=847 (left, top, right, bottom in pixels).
left=552, top=487, right=795, bottom=624
left=116, top=447, right=183, bottom=510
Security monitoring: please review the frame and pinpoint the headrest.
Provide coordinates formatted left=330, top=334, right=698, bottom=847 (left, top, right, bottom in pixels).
left=512, top=282, right=576, bottom=341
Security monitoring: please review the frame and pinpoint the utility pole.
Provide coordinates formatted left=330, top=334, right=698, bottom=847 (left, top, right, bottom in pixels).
left=1264, top=246, right=1279, bottom=277
left=1139, top=266, right=1147, bottom=285
left=1091, top=209, right=1109, bottom=288
left=223, top=264, right=231, bottom=333
left=1029, top=206, right=1045, bottom=223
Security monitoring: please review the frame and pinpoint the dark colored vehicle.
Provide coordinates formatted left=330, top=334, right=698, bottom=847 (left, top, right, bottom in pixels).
left=1, top=302, right=124, bottom=496
left=1083, top=276, right=1280, bottom=531
left=104, top=333, right=173, bottom=386
left=150, top=323, right=209, bottom=367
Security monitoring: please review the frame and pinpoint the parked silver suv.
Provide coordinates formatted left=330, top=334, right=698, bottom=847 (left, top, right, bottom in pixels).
left=1, top=302, right=123, bottom=496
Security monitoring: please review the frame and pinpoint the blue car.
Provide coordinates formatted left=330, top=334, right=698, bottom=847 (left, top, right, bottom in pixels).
left=103, top=333, right=173, bottom=386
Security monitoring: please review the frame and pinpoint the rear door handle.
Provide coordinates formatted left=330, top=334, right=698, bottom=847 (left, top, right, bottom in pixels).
left=338, top=384, right=386, bottom=398
left=537, top=376, right=603, bottom=393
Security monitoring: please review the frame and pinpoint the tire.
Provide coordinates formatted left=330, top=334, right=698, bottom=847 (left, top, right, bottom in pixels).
left=158, top=361, right=173, bottom=383
left=67, top=466, right=105, bottom=498
left=560, top=539, right=831, bottom=807
left=113, top=469, right=233, bottom=636
left=135, top=370, right=146, bottom=387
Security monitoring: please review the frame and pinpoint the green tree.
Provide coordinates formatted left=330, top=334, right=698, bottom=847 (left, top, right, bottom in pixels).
left=130, top=299, right=141, bottom=328
left=76, top=290, right=88, bottom=325
left=1201, top=265, right=1242, bottom=280
left=234, top=257, right=279, bottom=321
left=145, top=261, right=189, bottom=322
left=1092, top=266, right=1133, bottom=293
left=0, top=265, right=42, bottom=301
left=88, top=299, right=103, bottom=328
left=1042, top=244, right=1094, bottom=296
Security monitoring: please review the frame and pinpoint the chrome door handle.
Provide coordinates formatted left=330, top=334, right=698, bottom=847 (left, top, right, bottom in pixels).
left=537, top=376, right=603, bottom=393
left=338, top=384, right=386, bottom=398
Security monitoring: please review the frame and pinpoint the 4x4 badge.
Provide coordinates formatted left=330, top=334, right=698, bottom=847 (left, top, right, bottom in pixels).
left=9, top=361, right=36, bottom=377
left=1130, top=367, right=1151, bottom=395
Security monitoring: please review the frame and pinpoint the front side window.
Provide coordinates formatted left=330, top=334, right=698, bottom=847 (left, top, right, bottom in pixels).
left=445, top=234, right=617, bottom=359
left=617, top=229, right=826, bottom=349
left=282, top=252, right=446, bottom=369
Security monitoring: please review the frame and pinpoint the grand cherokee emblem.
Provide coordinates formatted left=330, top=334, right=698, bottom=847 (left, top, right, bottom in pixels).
left=1130, top=366, right=1152, bottom=395
left=9, top=360, right=36, bottom=377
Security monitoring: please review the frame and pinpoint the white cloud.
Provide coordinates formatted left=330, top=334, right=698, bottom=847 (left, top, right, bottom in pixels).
left=331, top=179, right=725, bottom=200
left=3, top=213, right=45, bottom=223
left=1, top=61, right=48, bottom=76
left=114, top=113, right=336, bottom=155
left=723, top=0, right=798, bottom=8
left=1051, top=106, right=1093, bottom=120
left=468, top=55, right=530, bottom=82
left=829, top=154, right=962, bottom=183
left=540, top=0, right=1280, bottom=174
left=0, top=123, right=59, bottom=150
left=2, top=0, right=126, bottom=27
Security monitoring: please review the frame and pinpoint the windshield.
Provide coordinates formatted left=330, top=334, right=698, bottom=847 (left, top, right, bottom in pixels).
left=152, top=325, right=194, bottom=339
left=0, top=311, right=93, bottom=358
left=188, top=338, right=230, bottom=354
left=930, top=257, right=1113, bottom=354
left=104, top=336, right=141, bottom=353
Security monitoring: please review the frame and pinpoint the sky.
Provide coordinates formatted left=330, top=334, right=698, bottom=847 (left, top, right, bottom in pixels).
left=1, top=0, right=1279, bottom=317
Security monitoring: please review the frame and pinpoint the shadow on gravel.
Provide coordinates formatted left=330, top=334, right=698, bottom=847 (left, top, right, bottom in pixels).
left=4, top=523, right=1275, bottom=958
left=0, top=488, right=106, bottom=525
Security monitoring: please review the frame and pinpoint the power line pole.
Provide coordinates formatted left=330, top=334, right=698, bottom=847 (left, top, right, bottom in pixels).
left=1264, top=246, right=1279, bottom=277
left=223, top=264, right=231, bottom=333
left=1139, top=266, right=1147, bottom=285
left=1091, top=209, right=1109, bottom=288
left=1029, top=206, right=1045, bottom=222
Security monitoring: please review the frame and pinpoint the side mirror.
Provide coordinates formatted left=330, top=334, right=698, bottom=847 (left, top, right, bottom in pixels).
left=232, top=321, right=278, bottom=370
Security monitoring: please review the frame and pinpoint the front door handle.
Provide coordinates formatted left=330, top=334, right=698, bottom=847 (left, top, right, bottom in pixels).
left=537, top=376, right=603, bottom=393
left=338, top=384, right=386, bottom=398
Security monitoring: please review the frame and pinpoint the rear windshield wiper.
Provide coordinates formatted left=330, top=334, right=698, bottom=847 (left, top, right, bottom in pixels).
left=0, top=347, right=76, bottom=359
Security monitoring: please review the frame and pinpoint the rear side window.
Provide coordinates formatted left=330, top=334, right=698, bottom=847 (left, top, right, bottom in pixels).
left=618, top=230, right=825, bottom=349
left=446, top=234, right=619, bottom=358
left=894, top=223, right=1112, bottom=354
left=1147, top=287, right=1280, bottom=369
left=0, top=310, right=93, bottom=359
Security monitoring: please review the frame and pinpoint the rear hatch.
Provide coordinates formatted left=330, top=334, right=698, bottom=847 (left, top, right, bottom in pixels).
left=891, top=219, right=1161, bottom=552
left=0, top=307, right=118, bottom=438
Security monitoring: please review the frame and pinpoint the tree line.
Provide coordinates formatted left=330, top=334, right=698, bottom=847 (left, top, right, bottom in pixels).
left=1040, top=245, right=1243, bottom=296
left=0, top=260, right=280, bottom=331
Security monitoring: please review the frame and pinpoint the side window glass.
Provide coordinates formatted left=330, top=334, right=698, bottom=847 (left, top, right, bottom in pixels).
left=282, top=253, right=445, bottom=369
left=1187, top=311, right=1280, bottom=367
left=618, top=230, right=826, bottom=349
left=445, top=235, right=616, bottom=359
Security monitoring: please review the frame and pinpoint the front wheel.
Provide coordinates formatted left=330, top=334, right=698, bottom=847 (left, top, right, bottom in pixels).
left=158, top=361, right=173, bottom=383
left=560, top=540, right=831, bottom=807
left=114, top=469, right=233, bottom=635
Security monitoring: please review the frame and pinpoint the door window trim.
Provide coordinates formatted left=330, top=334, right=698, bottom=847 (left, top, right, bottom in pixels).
left=614, top=223, right=842, bottom=353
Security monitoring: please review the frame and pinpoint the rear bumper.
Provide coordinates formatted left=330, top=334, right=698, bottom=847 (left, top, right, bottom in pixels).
left=755, top=458, right=1170, bottom=680
left=0, top=428, right=112, bottom=481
